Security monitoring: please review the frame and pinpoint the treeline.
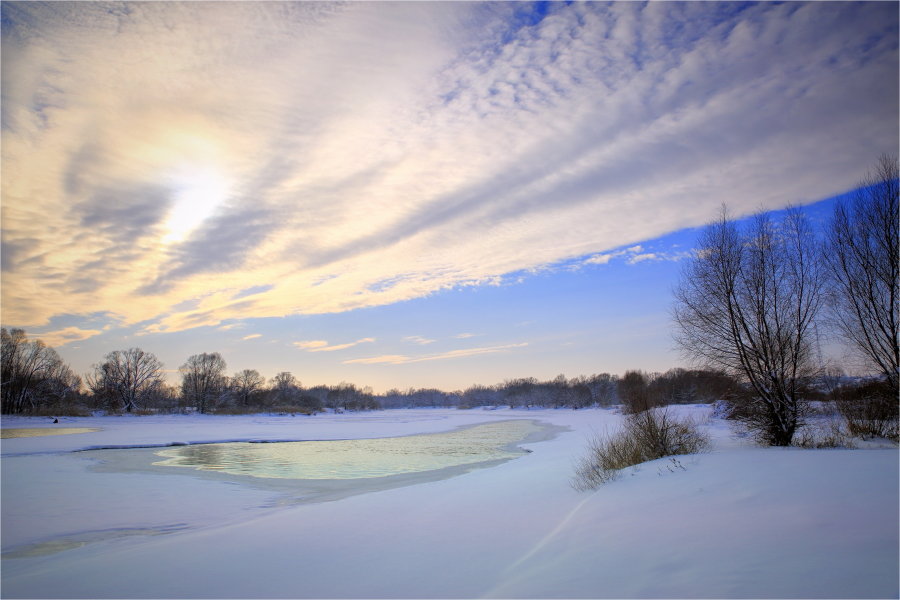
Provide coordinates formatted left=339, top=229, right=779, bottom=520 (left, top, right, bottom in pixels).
left=381, top=374, right=616, bottom=409
left=0, top=329, right=788, bottom=416
left=0, top=335, right=380, bottom=416
left=1, top=325, right=893, bottom=426
left=0, top=325, right=746, bottom=415
left=381, top=369, right=739, bottom=410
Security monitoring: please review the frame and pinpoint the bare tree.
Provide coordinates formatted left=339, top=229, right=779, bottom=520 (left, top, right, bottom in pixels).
left=617, top=370, right=653, bottom=413
left=824, top=154, right=899, bottom=396
left=87, top=348, right=163, bottom=413
left=584, top=373, right=619, bottom=407
left=39, top=358, right=82, bottom=407
left=230, top=369, right=265, bottom=407
left=180, top=352, right=227, bottom=414
left=269, top=371, right=299, bottom=403
left=2, top=328, right=78, bottom=414
left=673, top=206, right=824, bottom=446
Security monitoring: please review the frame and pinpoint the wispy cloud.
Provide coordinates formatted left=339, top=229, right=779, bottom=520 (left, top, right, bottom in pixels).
left=584, top=244, right=692, bottom=267
left=1, top=2, right=896, bottom=336
left=628, top=253, right=659, bottom=265
left=242, top=333, right=262, bottom=341
left=583, top=254, right=614, bottom=266
left=36, top=326, right=103, bottom=347
left=344, top=355, right=410, bottom=366
left=344, top=343, right=528, bottom=365
left=294, top=338, right=375, bottom=353
left=294, top=340, right=329, bottom=350
left=403, top=335, right=435, bottom=345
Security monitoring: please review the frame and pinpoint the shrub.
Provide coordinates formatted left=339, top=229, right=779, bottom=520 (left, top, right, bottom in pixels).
left=834, top=379, right=898, bottom=442
left=717, top=384, right=811, bottom=447
left=572, top=408, right=710, bottom=491
left=793, top=417, right=855, bottom=448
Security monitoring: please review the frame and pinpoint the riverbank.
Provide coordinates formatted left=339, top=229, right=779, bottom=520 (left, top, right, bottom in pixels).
left=2, top=407, right=897, bottom=598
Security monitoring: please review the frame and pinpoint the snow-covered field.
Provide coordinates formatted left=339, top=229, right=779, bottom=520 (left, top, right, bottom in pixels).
left=2, top=407, right=897, bottom=599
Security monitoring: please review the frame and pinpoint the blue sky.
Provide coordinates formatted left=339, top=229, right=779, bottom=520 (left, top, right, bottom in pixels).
left=2, top=2, right=897, bottom=391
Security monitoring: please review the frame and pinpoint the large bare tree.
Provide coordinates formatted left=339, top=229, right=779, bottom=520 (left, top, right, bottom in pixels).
left=673, top=207, right=824, bottom=446
left=87, top=348, right=164, bottom=413
left=180, top=352, right=227, bottom=413
left=825, top=154, right=899, bottom=396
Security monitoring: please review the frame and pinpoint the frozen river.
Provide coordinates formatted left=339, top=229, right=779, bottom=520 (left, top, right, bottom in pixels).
left=2, top=408, right=896, bottom=599
left=74, top=416, right=563, bottom=506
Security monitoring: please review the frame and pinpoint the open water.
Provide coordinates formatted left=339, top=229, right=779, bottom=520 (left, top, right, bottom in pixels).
left=152, top=419, right=541, bottom=479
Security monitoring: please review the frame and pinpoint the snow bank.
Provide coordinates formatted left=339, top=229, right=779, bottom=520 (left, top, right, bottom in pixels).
left=2, top=408, right=897, bottom=598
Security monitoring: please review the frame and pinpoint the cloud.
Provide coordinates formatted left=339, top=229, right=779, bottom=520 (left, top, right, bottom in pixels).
left=344, top=355, right=410, bottom=366
left=344, top=343, right=528, bottom=365
left=294, top=338, right=375, bottom=352
left=627, top=253, right=658, bottom=265
left=584, top=244, right=693, bottom=267
left=242, top=333, right=262, bottom=341
left=232, top=285, right=275, bottom=301
left=293, top=340, right=329, bottom=350
left=584, top=253, right=618, bottom=266
left=454, top=333, right=476, bottom=339
left=2, top=2, right=896, bottom=334
left=628, top=250, right=694, bottom=265
left=36, top=326, right=103, bottom=347
left=403, top=335, right=435, bottom=345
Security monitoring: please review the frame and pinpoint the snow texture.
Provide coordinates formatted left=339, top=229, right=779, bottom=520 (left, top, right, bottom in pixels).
left=2, top=407, right=897, bottom=599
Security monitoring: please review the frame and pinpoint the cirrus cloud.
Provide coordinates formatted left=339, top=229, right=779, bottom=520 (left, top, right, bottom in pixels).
left=294, top=338, right=376, bottom=353
left=344, top=343, right=529, bottom=365
left=34, top=326, right=103, bottom=348
left=1, top=1, right=896, bottom=338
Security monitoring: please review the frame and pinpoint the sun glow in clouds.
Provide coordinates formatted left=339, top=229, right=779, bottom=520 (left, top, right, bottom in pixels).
left=162, top=167, right=231, bottom=244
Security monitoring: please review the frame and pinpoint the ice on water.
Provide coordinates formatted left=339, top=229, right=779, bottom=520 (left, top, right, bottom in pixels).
left=152, top=419, right=541, bottom=479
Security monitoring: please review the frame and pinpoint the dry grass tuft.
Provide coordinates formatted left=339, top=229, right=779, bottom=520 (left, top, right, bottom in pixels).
left=572, top=408, right=710, bottom=491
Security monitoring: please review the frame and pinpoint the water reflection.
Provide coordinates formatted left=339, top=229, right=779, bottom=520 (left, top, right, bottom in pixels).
left=154, top=420, right=540, bottom=479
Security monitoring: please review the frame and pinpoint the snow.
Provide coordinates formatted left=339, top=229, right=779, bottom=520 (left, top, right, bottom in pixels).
left=2, top=407, right=897, bottom=599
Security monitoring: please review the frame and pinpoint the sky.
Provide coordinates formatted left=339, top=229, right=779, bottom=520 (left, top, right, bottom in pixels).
left=1, top=1, right=898, bottom=393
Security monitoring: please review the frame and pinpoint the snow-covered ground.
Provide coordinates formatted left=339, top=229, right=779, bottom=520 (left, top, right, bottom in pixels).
left=1, top=407, right=897, bottom=599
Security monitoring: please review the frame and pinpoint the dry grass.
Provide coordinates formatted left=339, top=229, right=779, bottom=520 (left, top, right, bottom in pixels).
left=837, top=395, right=898, bottom=442
left=25, top=403, right=92, bottom=417
left=793, top=417, right=856, bottom=448
left=211, top=405, right=319, bottom=416
left=572, top=408, right=710, bottom=491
